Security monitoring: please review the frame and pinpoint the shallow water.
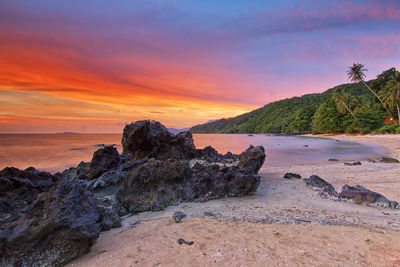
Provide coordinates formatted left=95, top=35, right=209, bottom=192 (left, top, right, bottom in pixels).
left=0, top=133, right=388, bottom=173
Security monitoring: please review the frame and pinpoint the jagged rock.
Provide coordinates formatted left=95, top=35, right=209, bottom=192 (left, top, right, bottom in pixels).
left=121, top=120, right=197, bottom=160
left=303, top=175, right=339, bottom=198
left=0, top=179, right=102, bottom=266
left=117, top=145, right=265, bottom=213
left=172, top=211, right=186, bottom=223
left=116, top=159, right=192, bottom=213
left=60, top=146, right=119, bottom=181
left=283, top=173, right=302, bottom=179
left=344, top=161, right=361, bottom=166
left=89, top=146, right=119, bottom=179
left=0, top=167, right=58, bottom=228
left=238, top=145, right=265, bottom=173
left=339, top=185, right=399, bottom=208
left=97, top=205, right=122, bottom=231
left=86, top=170, right=124, bottom=191
left=380, top=157, right=399, bottom=163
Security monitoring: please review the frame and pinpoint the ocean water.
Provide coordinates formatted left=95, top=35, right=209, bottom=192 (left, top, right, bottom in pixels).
left=0, top=133, right=388, bottom=173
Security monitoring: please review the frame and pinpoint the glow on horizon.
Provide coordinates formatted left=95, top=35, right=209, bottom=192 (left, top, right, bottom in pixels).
left=0, top=0, right=400, bottom=133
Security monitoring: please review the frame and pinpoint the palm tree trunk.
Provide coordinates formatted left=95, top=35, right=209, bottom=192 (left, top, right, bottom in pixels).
left=397, top=104, right=400, bottom=125
left=341, top=100, right=358, bottom=121
left=362, top=81, right=394, bottom=120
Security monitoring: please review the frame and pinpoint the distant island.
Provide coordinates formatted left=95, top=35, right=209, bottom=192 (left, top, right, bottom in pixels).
left=190, top=66, right=400, bottom=135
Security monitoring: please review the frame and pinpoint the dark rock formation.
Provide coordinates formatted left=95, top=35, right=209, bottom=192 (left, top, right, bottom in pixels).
left=283, top=173, right=302, bottom=179
left=60, top=146, right=119, bottom=181
left=239, top=145, right=265, bottom=173
left=339, top=185, right=399, bottom=208
left=0, top=178, right=102, bottom=267
left=172, top=211, right=186, bottom=223
left=89, top=145, right=119, bottom=179
left=121, top=120, right=197, bottom=160
left=0, top=167, right=58, bottom=227
left=380, top=157, right=399, bottom=163
left=117, top=145, right=265, bottom=213
left=303, top=175, right=339, bottom=198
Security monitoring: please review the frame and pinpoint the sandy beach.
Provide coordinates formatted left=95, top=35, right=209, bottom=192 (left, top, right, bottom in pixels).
left=68, top=134, right=400, bottom=267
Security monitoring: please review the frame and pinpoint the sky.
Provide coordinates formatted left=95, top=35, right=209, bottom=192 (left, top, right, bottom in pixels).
left=0, top=0, right=400, bottom=133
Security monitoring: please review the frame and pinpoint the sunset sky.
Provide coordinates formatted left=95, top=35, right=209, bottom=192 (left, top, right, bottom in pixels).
left=1, top=0, right=400, bottom=133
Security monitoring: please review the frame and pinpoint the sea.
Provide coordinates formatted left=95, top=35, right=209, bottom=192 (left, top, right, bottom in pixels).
left=0, top=133, right=388, bottom=174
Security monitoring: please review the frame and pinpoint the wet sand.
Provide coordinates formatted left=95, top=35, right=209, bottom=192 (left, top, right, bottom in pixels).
left=68, top=134, right=400, bottom=267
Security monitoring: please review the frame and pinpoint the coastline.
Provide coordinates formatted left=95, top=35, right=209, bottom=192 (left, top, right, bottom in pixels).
left=68, top=134, right=400, bottom=267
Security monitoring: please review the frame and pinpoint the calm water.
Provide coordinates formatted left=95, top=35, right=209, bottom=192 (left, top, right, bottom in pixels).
left=0, top=133, right=388, bottom=173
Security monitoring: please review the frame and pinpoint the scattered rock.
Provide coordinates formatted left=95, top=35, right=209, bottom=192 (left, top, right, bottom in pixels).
left=328, top=158, right=339, bottom=162
left=283, top=173, right=302, bottom=179
left=344, top=161, right=362, bottom=166
left=173, top=211, right=187, bottom=223
left=339, top=184, right=399, bottom=208
left=203, top=211, right=216, bottom=217
left=368, top=158, right=378, bottom=163
left=380, top=157, right=399, bottom=163
left=303, top=175, right=339, bottom=198
left=177, top=238, right=194, bottom=245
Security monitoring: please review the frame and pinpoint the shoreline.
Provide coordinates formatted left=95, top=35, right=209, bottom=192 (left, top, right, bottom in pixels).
left=68, top=134, right=400, bottom=266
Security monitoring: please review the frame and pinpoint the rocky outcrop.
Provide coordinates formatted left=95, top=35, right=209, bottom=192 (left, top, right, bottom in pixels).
left=0, top=167, right=58, bottom=228
left=0, top=120, right=267, bottom=265
left=303, top=175, right=339, bottom=198
left=339, top=185, right=399, bottom=208
left=0, top=178, right=102, bottom=267
left=121, top=120, right=197, bottom=160
left=117, top=145, right=265, bottom=213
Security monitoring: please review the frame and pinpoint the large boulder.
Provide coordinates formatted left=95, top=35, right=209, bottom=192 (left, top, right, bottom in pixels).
left=339, top=184, right=399, bottom=208
left=0, top=178, right=102, bottom=266
left=89, top=145, right=119, bottom=179
left=121, top=120, right=197, bottom=160
left=117, top=145, right=265, bottom=213
left=0, top=167, right=57, bottom=228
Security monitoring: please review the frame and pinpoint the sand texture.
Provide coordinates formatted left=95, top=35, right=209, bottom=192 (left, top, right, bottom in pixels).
left=68, top=134, right=400, bottom=267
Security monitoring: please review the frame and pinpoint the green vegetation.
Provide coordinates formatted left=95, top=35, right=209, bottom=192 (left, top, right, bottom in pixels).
left=190, top=67, right=400, bottom=134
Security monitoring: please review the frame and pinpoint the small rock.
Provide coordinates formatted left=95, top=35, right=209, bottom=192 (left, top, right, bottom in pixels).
left=173, top=211, right=187, bottom=223
left=344, top=161, right=361, bottom=166
left=204, top=211, right=216, bottom=217
left=380, top=157, right=399, bottom=163
left=283, top=173, right=302, bottom=179
left=328, top=158, right=339, bottom=162
left=177, top=238, right=194, bottom=245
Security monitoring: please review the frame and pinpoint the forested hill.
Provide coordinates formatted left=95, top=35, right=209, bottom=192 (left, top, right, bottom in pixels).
left=190, top=80, right=380, bottom=134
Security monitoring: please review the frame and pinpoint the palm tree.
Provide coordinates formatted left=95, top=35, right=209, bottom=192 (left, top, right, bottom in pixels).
left=347, top=63, right=394, bottom=120
left=333, top=89, right=358, bottom=121
left=382, top=80, right=400, bottom=125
